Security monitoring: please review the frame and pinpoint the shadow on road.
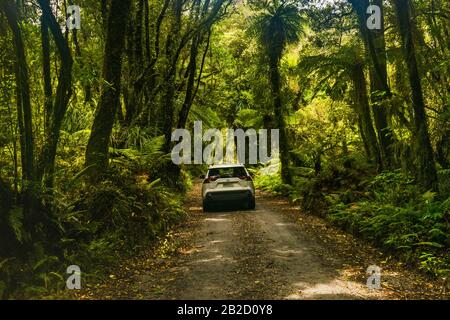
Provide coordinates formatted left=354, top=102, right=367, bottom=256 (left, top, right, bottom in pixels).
left=204, top=202, right=255, bottom=213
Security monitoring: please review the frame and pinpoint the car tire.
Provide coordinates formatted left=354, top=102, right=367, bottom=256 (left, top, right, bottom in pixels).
left=203, top=200, right=211, bottom=212
left=248, top=197, right=256, bottom=210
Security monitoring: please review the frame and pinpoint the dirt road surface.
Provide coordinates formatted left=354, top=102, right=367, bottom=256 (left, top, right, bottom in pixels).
left=77, top=183, right=448, bottom=300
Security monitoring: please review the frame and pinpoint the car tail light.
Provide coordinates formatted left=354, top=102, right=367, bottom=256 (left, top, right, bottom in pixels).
left=238, top=175, right=252, bottom=181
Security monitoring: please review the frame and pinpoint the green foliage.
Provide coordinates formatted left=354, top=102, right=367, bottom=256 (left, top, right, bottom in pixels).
left=254, top=172, right=290, bottom=195
left=249, top=0, right=305, bottom=61
left=438, top=169, right=450, bottom=196
left=325, top=171, right=450, bottom=278
left=8, top=207, right=25, bottom=244
left=0, top=0, right=449, bottom=298
left=233, top=109, right=264, bottom=129
left=0, top=139, right=187, bottom=298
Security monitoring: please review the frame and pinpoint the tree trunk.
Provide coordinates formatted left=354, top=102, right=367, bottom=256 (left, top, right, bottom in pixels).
left=160, top=0, right=226, bottom=152
left=393, top=0, right=438, bottom=191
left=0, top=176, right=19, bottom=256
left=85, top=0, right=131, bottom=180
left=349, top=0, right=395, bottom=169
left=1, top=0, right=36, bottom=235
left=177, top=35, right=201, bottom=129
left=40, top=13, right=52, bottom=134
left=37, top=0, right=73, bottom=189
left=125, top=0, right=144, bottom=126
left=1, top=0, right=34, bottom=183
left=161, top=0, right=183, bottom=153
left=269, top=55, right=291, bottom=185
left=68, top=0, right=91, bottom=104
left=137, top=0, right=171, bottom=127
left=350, top=63, right=382, bottom=170
left=178, top=1, right=213, bottom=129
left=436, top=128, right=450, bottom=169
left=101, top=0, right=108, bottom=38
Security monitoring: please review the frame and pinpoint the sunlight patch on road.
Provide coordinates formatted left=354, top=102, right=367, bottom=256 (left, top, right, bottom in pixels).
left=272, top=248, right=303, bottom=257
left=209, top=240, right=226, bottom=244
left=275, top=222, right=293, bottom=227
left=285, top=279, right=380, bottom=300
left=204, top=218, right=231, bottom=222
left=190, top=255, right=235, bottom=265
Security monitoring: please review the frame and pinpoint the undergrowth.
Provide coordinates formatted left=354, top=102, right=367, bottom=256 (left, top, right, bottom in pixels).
left=0, top=139, right=187, bottom=299
left=326, top=170, right=450, bottom=278
left=255, top=163, right=450, bottom=279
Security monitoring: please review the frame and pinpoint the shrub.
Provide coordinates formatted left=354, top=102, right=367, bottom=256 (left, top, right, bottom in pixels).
left=326, top=171, right=450, bottom=278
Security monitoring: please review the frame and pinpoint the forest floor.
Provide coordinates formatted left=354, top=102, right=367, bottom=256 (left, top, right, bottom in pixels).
left=72, top=182, right=448, bottom=300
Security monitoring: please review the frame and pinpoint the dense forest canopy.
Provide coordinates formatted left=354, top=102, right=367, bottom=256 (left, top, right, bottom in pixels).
left=0, top=0, right=448, bottom=298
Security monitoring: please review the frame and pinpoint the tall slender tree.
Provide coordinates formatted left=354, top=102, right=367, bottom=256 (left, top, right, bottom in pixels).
left=392, top=0, right=438, bottom=191
left=349, top=0, right=395, bottom=169
left=85, top=0, right=132, bottom=180
left=37, top=0, right=73, bottom=189
left=250, top=1, right=304, bottom=184
left=0, top=0, right=36, bottom=237
left=178, top=0, right=213, bottom=129
left=350, top=62, right=382, bottom=169
left=1, top=0, right=34, bottom=185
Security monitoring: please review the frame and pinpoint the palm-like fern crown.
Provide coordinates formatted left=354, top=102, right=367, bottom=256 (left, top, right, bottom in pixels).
left=250, top=1, right=304, bottom=63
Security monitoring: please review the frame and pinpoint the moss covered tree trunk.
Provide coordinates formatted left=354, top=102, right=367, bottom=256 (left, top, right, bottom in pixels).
left=124, top=0, right=144, bottom=126
left=85, top=0, right=131, bottom=180
left=351, top=63, right=382, bottom=169
left=161, top=0, right=183, bottom=153
left=1, top=0, right=34, bottom=185
left=349, top=0, right=394, bottom=169
left=393, top=0, right=438, bottom=191
left=37, top=0, right=73, bottom=189
left=269, top=55, right=291, bottom=185
left=0, top=177, right=18, bottom=256
left=1, top=0, right=37, bottom=237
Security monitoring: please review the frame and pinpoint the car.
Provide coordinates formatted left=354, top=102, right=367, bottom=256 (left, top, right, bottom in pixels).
left=201, top=164, right=256, bottom=212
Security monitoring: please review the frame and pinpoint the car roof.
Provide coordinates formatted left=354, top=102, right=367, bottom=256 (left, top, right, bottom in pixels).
left=208, top=163, right=245, bottom=169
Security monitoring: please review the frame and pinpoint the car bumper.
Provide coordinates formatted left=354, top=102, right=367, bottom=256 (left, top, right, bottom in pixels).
left=204, top=189, right=254, bottom=203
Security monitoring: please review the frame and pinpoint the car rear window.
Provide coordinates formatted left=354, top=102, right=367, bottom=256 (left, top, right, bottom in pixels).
left=208, top=167, right=247, bottom=178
